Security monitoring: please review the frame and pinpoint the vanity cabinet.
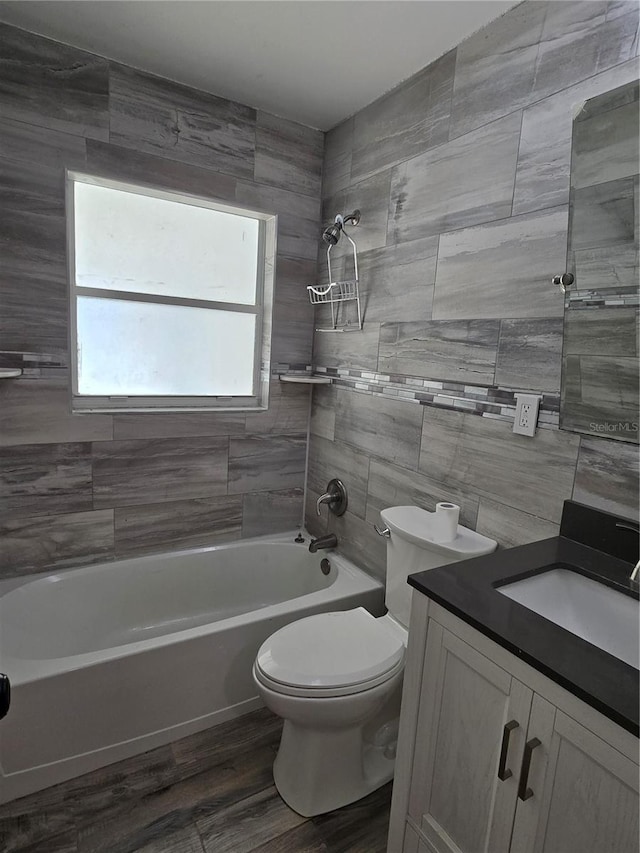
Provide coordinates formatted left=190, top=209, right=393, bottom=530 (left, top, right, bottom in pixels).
left=388, top=595, right=639, bottom=853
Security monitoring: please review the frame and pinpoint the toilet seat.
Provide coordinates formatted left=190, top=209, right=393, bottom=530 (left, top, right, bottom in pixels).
left=254, top=607, right=405, bottom=698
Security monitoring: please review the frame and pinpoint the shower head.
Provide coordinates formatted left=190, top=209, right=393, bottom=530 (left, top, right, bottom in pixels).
left=322, top=222, right=342, bottom=245
left=321, top=210, right=360, bottom=245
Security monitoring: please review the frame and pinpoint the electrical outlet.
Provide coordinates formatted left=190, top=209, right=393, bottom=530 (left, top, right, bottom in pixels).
left=513, top=393, right=541, bottom=437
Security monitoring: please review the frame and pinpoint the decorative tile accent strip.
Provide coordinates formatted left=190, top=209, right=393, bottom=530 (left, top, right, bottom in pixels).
left=566, top=286, right=639, bottom=309
left=0, top=351, right=68, bottom=378
left=313, top=365, right=560, bottom=429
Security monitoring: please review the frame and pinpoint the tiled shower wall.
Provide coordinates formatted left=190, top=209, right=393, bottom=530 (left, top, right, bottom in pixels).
left=307, top=0, right=640, bottom=579
left=0, top=23, right=323, bottom=579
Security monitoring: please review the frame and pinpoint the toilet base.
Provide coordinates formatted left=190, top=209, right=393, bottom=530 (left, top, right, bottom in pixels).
left=272, top=719, right=396, bottom=817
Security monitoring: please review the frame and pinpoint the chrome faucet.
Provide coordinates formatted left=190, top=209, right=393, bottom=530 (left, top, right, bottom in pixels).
left=616, top=521, right=640, bottom=582
left=309, top=533, right=338, bottom=553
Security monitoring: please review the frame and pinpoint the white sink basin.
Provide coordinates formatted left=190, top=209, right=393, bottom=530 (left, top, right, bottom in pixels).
left=497, top=568, right=639, bottom=669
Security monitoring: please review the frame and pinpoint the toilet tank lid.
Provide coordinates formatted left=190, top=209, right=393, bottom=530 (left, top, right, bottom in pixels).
left=380, top=506, right=497, bottom=557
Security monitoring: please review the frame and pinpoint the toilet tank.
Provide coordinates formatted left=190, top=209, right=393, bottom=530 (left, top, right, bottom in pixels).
left=380, top=506, right=497, bottom=628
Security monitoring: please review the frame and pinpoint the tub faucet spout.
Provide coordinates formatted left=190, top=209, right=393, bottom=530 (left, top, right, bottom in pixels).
left=309, top=534, right=338, bottom=553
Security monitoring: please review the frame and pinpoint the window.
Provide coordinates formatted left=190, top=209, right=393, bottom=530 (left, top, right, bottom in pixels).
left=67, top=172, right=276, bottom=412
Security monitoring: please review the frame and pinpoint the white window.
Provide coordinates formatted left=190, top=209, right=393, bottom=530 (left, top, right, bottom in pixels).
left=67, top=172, right=276, bottom=412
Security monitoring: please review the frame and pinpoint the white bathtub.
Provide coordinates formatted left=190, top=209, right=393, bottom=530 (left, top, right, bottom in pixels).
left=0, top=532, right=384, bottom=804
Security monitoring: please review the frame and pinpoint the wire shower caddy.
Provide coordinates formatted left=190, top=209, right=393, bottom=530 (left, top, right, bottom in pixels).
left=307, top=215, right=363, bottom=332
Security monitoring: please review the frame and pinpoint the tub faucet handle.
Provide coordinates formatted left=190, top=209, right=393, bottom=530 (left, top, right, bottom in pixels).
left=315, top=479, right=348, bottom=516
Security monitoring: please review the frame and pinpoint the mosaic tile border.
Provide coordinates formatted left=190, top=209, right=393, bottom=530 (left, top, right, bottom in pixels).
left=312, top=365, right=561, bottom=430
left=566, top=286, right=639, bottom=309
left=0, top=351, right=68, bottom=379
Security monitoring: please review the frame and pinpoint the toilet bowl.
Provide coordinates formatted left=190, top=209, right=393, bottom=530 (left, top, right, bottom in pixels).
left=253, top=505, right=497, bottom=816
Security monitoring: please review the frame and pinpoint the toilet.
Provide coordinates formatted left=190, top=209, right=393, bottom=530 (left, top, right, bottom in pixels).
left=252, top=505, right=497, bottom=816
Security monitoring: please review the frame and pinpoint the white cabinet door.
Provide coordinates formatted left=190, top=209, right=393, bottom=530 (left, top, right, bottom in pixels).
left=408, top=620, right=533, bottom=853
left=512, top=707, right=640, bottom=853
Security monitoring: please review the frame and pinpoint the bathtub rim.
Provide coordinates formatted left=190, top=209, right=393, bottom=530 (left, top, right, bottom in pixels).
left=0, top=530, right=384, bottom=685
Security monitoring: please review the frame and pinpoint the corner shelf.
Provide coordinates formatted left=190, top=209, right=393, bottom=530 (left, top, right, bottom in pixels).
left=279, top=374, right=332, bottom=385
left=0, top=369, right=22, bottom=379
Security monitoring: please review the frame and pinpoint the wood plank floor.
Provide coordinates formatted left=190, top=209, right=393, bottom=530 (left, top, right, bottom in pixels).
left=0, top=708, right=392, bottom=853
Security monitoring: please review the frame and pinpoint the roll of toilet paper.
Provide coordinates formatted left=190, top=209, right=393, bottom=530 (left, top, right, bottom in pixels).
left=433, top=502, right=460, bottom=543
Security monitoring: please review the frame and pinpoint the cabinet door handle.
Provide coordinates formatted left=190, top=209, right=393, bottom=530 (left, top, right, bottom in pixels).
left=517, top=737, right=541, bottom=801
left=497, top=719, right=519, bottom=781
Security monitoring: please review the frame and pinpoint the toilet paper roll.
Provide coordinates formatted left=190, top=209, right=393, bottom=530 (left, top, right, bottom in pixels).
left=433, top=502, right=460, bottom=543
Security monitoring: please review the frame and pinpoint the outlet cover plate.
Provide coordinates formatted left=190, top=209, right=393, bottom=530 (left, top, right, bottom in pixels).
left=513, top=393, right=541, bottom=437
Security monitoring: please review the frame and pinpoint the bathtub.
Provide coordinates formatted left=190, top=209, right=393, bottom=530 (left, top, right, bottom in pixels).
left=0, top=532, right=384, bottom=804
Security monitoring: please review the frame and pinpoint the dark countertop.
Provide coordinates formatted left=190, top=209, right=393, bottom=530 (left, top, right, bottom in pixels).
left=408, top=533, right=639, bottom=736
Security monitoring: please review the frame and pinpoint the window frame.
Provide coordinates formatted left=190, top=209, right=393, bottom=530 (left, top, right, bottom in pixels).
left=66, top=170, right=277, bottom=413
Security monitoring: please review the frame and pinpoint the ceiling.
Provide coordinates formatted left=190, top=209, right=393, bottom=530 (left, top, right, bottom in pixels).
left=0, top=1, right=516, bottom=130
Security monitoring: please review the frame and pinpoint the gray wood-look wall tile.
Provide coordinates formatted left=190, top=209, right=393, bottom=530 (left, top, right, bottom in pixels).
left=0, top=119, right=86, bottom=216
left=326, top=508, right=386, bottom=581
left=0, top=269, right=68, bottom=356
left=114, top=496, right=242, bottom=557
left=573, top=243, right=638, bottom=290
left=241, top=488, right=303, bottom=538
left=419, top=408, right=579, bottom=521
left=313, top=322, right=380, bottom=372
left=0, top=24, right=108, bottom=140
left=0, top=207, right=66, bottom=279
left=113, top=411, right=244, bottom=441
left=254, top=111, right=323, bottom=198
left=0, top=117, right=85, bottom=171
left=93, top=437, right=229, bottom=509
left=235, top=181, right=320, bottom=261
left=351, top=50, right=455, bottom=184
left=0, top=378, right=113, bottom=447
left=309, top=384, right=336, bottom=441
left=334, top=389, right=423, bottom=471
left=532, top=1, right=639, bottom=103
left=322, top=118, right=353, bottom=198
left=358, top=237, right=438, bottom=324
left=109, top=64, right=256, bottom=179
left=0, top=442, right=93, bottom=519
left=343, top=170, right=393, bottom=253
left=573, top=435, right=639, bottom=518
left=448, top=2, right=547, bottom=139
left=0, top=509, right=114, bottom=578
left=85, top=139, right=237, bottom=202
left=270, top=256, right=315, bottom=365
left=475, top=498, right=560, bottom=549
left=228, top=434, right=306, bottom=494
left=564, top=307, right=638, bottom=356
left=245, top=381, right=310, bottom=436
left=561, top=354, right=639, bottom=437
left=433, top=206, right=568, bottom=320
left=379, top=320, right=500, bottom=385
left=388, top=112, right=522, bottom=244
left=571, top=177, right=635, bottom=250
left=572, top=94, right=639, bottom=190
left=495, top=319, right=564, bottom=391
left=307, top=435, right=370, bottom=520
left=513, top=58, right=639, bottom=216
left=366, top=459, right=479, bottom=530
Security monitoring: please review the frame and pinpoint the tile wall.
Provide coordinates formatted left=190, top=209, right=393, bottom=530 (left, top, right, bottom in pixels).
left=0, top=23, right=323, bottom=579
left=307, top=0, right=640, bottom=579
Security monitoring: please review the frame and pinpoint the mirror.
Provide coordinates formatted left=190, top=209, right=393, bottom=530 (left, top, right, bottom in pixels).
left=561, top=80, right=639, bottom=445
